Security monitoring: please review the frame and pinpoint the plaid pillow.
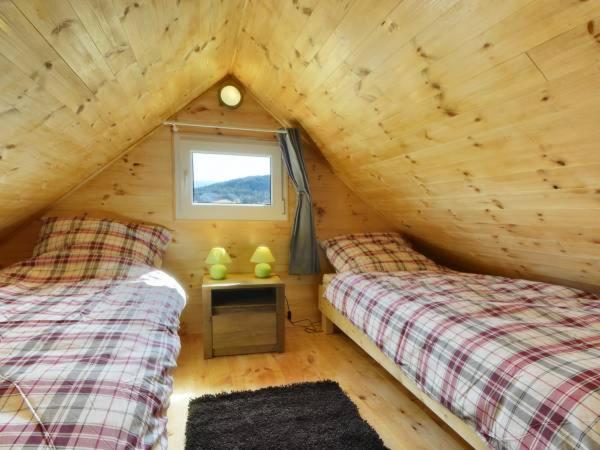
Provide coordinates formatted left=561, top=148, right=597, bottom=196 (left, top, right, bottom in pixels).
left=322, top=232, right=411, bottom=246
left=1, top=250, right=142, bottom=285
left=321, top=232, right=442, bottom=273
left=33, top=217, right=171, bottom=268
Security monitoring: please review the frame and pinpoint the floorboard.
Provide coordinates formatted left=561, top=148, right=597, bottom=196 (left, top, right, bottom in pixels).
left=167, top=328, right=471, bottom=449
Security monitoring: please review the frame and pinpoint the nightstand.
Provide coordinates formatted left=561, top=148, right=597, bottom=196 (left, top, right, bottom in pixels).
left=201, top=274, right=285, bottom=358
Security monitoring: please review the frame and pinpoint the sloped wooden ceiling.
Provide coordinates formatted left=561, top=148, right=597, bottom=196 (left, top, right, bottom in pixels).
left=1, top=1, right=599, bottom=291
left=0, top=0, right=243, bottom=233
left=233, top=0, right=600, bottom=291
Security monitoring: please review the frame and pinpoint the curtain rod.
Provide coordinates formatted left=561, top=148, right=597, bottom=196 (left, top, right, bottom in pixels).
left=163, top=120, right=287, bottom=134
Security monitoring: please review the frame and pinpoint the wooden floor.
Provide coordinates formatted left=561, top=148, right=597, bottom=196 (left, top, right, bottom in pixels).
left=167, top=327, right=471, bottom=450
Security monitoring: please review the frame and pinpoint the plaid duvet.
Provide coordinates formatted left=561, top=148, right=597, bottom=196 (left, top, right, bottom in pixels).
left=0, top=251, right=186, bottom=449
left=325, top=271, right=600, bottom=449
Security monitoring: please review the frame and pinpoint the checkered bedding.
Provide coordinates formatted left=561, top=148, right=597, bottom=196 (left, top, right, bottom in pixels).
left=320, top=232, right=443, bottom=273
left=33, top=217, right=172, bottom=268
left=325, top=271, right=600, bottom=449
left=0, top=251, right=186, bottom=449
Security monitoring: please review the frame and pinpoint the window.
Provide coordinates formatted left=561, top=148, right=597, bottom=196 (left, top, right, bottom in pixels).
left=192, top=153, right=271, bottom=205
left=174, top=134, right=287, bottom=220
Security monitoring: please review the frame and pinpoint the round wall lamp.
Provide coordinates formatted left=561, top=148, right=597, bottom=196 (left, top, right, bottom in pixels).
left=218, top=83, right=243, bottom=109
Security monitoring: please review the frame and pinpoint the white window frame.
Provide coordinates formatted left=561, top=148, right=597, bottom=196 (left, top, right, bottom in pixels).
left=174, top=133, right=287, bottom=221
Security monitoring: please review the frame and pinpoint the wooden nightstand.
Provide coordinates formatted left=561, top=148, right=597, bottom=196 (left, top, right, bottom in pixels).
left=201, top=274, right=285, bottom=358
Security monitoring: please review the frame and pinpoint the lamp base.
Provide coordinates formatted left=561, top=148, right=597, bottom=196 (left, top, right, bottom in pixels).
left=254, top=262, right=272, bottom=278
left=209, top=264, right=227, bottom=280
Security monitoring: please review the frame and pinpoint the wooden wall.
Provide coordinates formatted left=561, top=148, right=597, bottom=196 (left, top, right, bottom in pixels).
left=0, top=80, right=394, bottom=334
left=233, top=0, right=600, bottom=292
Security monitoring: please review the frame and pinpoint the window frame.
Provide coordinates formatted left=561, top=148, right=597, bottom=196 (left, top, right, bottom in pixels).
left=174, top=133, right=288, bottom=221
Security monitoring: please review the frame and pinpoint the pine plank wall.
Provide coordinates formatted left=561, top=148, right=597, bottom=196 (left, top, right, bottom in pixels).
left=0, top=81, right=393, bottom=334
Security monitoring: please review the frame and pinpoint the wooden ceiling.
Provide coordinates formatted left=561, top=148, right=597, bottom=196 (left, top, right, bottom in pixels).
left=1, top=0, right=599, bottom=290
left=233, top=0, right=600, bottom=291
left=0, top=0, right=243, bottom=233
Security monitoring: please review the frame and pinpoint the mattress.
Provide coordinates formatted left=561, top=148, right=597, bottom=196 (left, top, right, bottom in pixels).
left=0, top=251, right=186, bottom=449
left=325, top=270, right=600, bottom=449
left=321, top=273, right=337, bottom=285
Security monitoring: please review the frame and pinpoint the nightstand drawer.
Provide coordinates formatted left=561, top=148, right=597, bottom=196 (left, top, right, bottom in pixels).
left=212, top=309, right=277, bottom=356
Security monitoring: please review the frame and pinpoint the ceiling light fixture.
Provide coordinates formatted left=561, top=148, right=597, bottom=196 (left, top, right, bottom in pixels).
left=218, top=83, right=243, bottom=109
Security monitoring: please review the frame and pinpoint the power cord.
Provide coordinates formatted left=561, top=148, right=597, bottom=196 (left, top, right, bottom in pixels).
left=284, top=295, right=322, bottom=333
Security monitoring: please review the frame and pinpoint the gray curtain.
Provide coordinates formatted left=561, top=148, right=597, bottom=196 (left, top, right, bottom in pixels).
left=278, top=128, right=320, bottom=275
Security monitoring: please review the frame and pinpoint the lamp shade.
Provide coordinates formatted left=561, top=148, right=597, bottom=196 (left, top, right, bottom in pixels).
left=219, top=84, right=242, bottom=108
left=205, top=247, right=232, bottom=265
left=250, top=246, right=275, bottom=263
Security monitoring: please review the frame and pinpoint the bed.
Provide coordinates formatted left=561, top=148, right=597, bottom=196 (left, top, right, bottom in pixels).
left=0, top=217, right=186, bottom=449
left=319, top=233, right=600, bottom=450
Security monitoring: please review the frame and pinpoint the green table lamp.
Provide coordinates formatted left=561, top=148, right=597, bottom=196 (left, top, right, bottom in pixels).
left=205, top=247, right=232, bottom=280
left=250, top=246, right=275, bottom=278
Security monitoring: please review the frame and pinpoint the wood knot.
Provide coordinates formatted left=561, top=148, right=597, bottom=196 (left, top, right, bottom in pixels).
left=51, top=19, right=75, bottom=36
left=444, top=108, right=458, bottom=117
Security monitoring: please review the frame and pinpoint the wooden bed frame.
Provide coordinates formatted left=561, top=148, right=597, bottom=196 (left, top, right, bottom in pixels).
left=318, top=281, right=488, bottom=450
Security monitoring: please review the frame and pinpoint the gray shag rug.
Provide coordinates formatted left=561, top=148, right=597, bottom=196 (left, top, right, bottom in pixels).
left=185, top=380, right=388, bottom=449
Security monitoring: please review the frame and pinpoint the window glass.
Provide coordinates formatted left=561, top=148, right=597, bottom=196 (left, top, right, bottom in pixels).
left=192, top=153, right=272, bottom=205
